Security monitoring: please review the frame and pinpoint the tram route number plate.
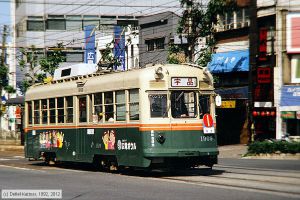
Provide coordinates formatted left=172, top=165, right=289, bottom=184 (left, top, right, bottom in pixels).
left=203, top=127, right=215, bottom=134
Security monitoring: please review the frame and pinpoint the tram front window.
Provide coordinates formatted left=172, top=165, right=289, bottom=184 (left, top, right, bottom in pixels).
left=149, top=94, right=168, bottom=118
left=199, top=95, right=211, bottom=119
left=171, top=91, right=196, bottom=118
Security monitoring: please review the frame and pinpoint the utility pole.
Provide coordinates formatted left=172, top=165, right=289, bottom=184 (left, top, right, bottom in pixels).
left=185, top=0, right=193, bottom=63
left=249, top=0, right=258, bottom=142
left=0, top=25, right=8, bottom=136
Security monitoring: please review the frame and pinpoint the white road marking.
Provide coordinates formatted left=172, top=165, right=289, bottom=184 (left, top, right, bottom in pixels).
left=13, top=156, right=25, bottom=158
left=0, top=164, right=46, bottom=172
left=0, top=158, right=19, bottom=161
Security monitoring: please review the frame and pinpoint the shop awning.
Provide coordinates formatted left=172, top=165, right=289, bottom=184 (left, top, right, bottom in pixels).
left=280, top=86, right=300, bottom=111
left=215, top=86, right=248, bottom=99
left=208, top=50, right=249, bottom=73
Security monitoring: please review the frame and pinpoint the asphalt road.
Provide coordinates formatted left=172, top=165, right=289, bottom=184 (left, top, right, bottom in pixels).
left=0, top=150, right=300, bottom=200
left=219, top=158, right=300, bottom=171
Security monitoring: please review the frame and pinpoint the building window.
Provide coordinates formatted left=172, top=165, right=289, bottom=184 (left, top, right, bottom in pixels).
left=100, top=16, right=117, bottom=25
left=47, top=15, right=66, bottom=30
left=27, top=17, right=44, bottom=31
left=65, top=52, right=84, bottom=62
left=66, top=15, right=82, bottom=31
left=83, top=15, right=99, bottom=29
left=145, top=37, right=165, bottom=51
left=146, top=40, right=155, bottom=51
left=217, top=8, right=250, bottom=31
left=155, top=38, right=165, bottom=49
left=291, top=55, right=300, bottom=83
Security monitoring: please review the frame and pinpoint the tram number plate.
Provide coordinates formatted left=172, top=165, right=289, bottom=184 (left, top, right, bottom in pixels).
left=200, top=136, right=214, bottom=142
left=203, top=127, right=215, bottom=134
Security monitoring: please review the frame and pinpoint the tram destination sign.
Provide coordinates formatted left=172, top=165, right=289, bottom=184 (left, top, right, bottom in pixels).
left=171, top=77, right=197, bottom=87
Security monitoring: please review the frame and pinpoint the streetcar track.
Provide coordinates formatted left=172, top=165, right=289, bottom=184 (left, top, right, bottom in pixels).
left=158, top=177, right=300, bottom=199
left=209, top=173, right=300, bottom=186
left=214, top=165, right=300, bottom=178
left=215, top=164, right=300, bottom=175
left=212, top=169, right=300, bottom=181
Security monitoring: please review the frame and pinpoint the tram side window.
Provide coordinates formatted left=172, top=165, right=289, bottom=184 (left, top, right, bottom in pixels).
left=149, top=94, right=167, bottom=118
left=171, top=91, right=196, bottom=118
left=79, top=96, right=87, bottom=122
left=27, top=102, right=32, bottom=125
left=66, top=96, right=73, bottom=123
left=116, top=91, right=126, bottom=121
left=41, top=99, right=48, bottom=124
left=57, top=97, right=64, bottom=123
left=129, top=89, right=139, bottom=120
left=49, top=98, right=56, bottom=123
left=94, top=93, right=103, bottom=123
left=199, top=95, right=211, bottom=119
left=104, top=92, right=114, bottom=121
left=34, top=100, right=40, bottom=124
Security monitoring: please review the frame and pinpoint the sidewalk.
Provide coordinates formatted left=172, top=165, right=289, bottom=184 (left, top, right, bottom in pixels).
left=0, top=140, right=24, bottom=152
left=218, top=144, right=248, bottom=159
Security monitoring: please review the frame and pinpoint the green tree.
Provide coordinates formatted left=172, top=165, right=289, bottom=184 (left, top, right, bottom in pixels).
left=18, top=43, right=65, bottom=92
left=0, top=25, right=15, bottom=117
left=169, top=0, right=236, bottom=66
left=39, top=43, right=65, bottom=76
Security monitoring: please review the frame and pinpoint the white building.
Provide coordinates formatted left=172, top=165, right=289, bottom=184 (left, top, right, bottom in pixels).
left=96, top=26, right=139, bottom=70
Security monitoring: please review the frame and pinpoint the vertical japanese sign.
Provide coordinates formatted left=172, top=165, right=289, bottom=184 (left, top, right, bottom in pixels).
left=259, top=27, right=267, bottom=61
left=113, top=26, right=126, bottom=71
left=84, top=25, right=96, bottom=64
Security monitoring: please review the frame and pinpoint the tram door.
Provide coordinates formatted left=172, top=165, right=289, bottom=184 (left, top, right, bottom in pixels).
left=25, top=131, right=39, bottom=158
left=76, top=95, right=94, bottom=161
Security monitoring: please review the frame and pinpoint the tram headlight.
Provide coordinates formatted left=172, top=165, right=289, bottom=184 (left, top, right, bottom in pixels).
left=156, top=134, right=166, bottom=144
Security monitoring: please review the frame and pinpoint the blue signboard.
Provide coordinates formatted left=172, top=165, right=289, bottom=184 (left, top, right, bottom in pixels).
left=84, top=25, right=96, bottom=64
left=208, top=50, right=249, bottom=73
left=280, top=86, right=300, bottom=107
left=113, top=26, right=126, bottom=71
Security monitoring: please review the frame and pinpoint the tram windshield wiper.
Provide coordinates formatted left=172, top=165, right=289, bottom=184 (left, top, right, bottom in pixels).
left=175, top=92, right=184, bottom=102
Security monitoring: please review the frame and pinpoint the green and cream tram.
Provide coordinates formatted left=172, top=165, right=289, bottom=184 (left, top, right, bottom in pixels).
left=24, top=63, right=219, bottom=169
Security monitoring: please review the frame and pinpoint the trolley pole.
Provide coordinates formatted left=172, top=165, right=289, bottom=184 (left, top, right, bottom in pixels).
left=248, top=0, right=258, bottom=143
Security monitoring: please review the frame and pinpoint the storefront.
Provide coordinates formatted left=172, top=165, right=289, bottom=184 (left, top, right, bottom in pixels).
left=280, top=86, right=300, bottom=137
left=209, top=50, right=249, bottom=145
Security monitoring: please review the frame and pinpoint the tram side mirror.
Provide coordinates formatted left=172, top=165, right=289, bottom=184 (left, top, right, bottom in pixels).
left=215, top=95, right=222, bottom=107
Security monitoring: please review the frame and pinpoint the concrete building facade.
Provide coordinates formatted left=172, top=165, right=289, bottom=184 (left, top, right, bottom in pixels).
left=139, top=11, right=179, bottom=67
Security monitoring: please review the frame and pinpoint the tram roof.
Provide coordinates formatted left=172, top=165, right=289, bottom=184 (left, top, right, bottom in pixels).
left=25, top=63, right=214, bottom=101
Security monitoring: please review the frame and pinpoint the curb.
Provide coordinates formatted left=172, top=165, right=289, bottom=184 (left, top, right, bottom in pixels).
left=242, top=153, right=300, bottom=160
